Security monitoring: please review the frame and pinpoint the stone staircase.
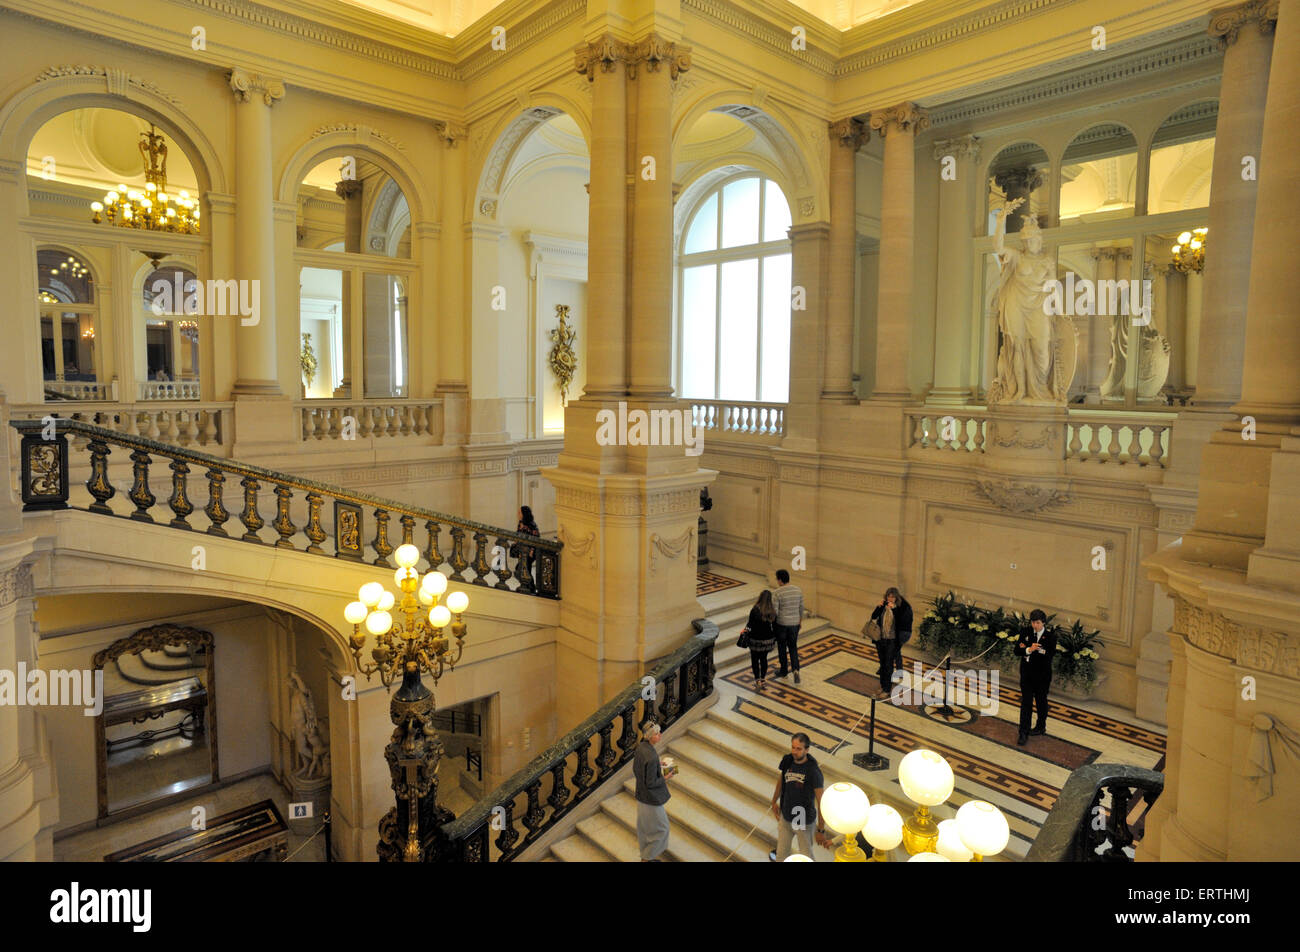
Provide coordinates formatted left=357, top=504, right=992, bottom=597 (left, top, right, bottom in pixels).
left=698, top=573, right=835, bottom=677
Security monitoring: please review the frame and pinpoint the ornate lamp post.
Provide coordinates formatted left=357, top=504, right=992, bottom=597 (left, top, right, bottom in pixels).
left=343, top=543, right=469, bottom=862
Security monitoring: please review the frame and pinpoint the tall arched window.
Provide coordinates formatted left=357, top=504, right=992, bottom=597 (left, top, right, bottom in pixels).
left=678, top=174, right=791, bottom=403
left=37, top=248, right=101, bottom=400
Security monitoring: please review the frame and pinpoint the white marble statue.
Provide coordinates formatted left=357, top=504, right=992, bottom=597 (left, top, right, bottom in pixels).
left=289, top=671, right=330, bottom=780
left=986, top=181, right=1076, bottom=406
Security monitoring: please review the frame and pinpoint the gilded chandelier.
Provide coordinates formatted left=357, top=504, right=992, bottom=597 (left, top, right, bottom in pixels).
left=1171, top=227, right=1206, bottom=274
left=90, top=124, right=201, bottom=234
left=343, top=544, right=469, bottom=688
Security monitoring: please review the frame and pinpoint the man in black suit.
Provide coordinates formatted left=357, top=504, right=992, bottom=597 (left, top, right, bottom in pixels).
left=1015, top=609, right=1056, bottom=745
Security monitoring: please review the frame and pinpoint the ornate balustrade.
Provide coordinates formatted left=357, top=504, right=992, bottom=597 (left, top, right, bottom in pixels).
left=439, top=620, right=717, bottom=861
left=906, top=409, right=990, bottom=453
left=1026, top=763, right=1163, bottom=861
left=45, top=380, right=116, bottom=401
left=1065, top=412, right=1172, bottom=468
left=13, top=403, right=231, bottom=451
left=9, top=418, right=559, bottom=598
left=138, top=380, right=201, bottom=401
left=296, top=399, right=443, bottom=442
left=690, top=400, right=785, bottom=441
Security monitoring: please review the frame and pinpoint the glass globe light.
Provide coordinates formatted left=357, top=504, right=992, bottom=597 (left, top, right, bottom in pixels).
left=394, top=566, right=417, bottom=587
left=1177, top=231, right=1192, bottom=244
left=91, top=201, right=103, bottom=212
left=820, top=782, right=870, bottom=837
left=343, top=601, right=368, bottom=625
left=365, top=610, right=392, bottom=635
left=359, top=581, right=384, bottom=608
left=418, top=589, right=434, bottom=606
left=446, top=590, right=469, bottom=615
left=936, top=819, right=973, bottom=862
left=421, top=571, right=448, bottom=596
left=429, top=605, right=451, bottom=629
left=898, top=750, right=954, bottom=806
left=783, top=854, right=813, bottom=862
left=394, top=543, right=420, bottom=568
left=376, top=591, right=395, bottom=612
left=955, top=800, right=1010, bottom=858
left=907, top=852, right=950, bottom=862
left=863, top=803, right=904, bottom=852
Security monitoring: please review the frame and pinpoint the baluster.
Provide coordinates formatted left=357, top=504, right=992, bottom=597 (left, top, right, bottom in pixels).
left=86, top=439, right=116, bottom=514
left=658, top=671, right=681, bottom=727
left=1068, top=422, right=1083, bottom=459
left=425, top=520, right=444, bottom=569
left=388, top=406, right=401, bottom=437
left=327, top=408, right=341, bottom=440
left=776, top=407, right=784, bottom=436
left=595, top=722, right=619, bottom=779
left=124, top=409, right=140, bottom=437
left=128, top=449, right=156, bottom=522
left=974, top=418, right=987, bottom=453
left=400, top=405, right=413, bottom=436
left=205, top=469, right=230, bottom=536
left=304, top=492, right=327, bottom=554
left=201, top=410, right=219, bottom=447
left=240, top=477, right=264, bottom=542
left=493, top=536, right=513, bottom=590
left=515, top=533, right=536, bottom=593
left=396, top=514, right=415, bottom=549
left=1106, top=425, right=1123, bottom=463
left=470, top=531, right=492, bottom=584
left=1087, top=424, right=1102, bottom=460
left=168, top=459, right=195, bottom=529
left=357, top=406, right=372, bottom=439
left=521, top=780, right=546, bottom=840
left=1126, top=426, right=1144, bottom=465
left=372, top=509, right=394, bottom=566
left=145, top=411, right=161, bottom=442
left=309, top=409, right=323, bottom=441
left=448, top=526, right=469, bottom=580
left=412, top=405, right=427, bottom=436
left=1148, top=425, right=1166, bottom=468
left=547, top=762, right=570, bottom=816
left=493, top=800, right=519, bottom=855
left=617, top=702, right=638, bottom=763
left=273, top=485, right=296, bottom=548
left=164, top=411, right=181, bottom=445
left=571, top=740, right=594, bottom=795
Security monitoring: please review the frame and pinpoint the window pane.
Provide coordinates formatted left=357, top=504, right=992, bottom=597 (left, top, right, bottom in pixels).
left=684, top=194, right=718, bottom=254
left=721, top=177, right=760, bottom=248
left=301, top=267, right=345, bottom=397
left=763, top=181, right=791, bottom=242
left=719, top=259, right=758, bottom=399
left=37, top=249, right=94, bottom=304
left=363, top=273, right=407, bottom=398
left=681, top=265, right=716, bottom=399
left=760, top=254, right=791, bottom=403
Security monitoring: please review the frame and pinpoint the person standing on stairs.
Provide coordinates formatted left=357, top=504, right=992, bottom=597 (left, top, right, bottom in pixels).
left=769, top=732, right=825, bottom=861
left=746, top=590, right=779, bottom=690
left=772, top=570, right=805, bottom=684
left=635, top=720, right=675, bottom=861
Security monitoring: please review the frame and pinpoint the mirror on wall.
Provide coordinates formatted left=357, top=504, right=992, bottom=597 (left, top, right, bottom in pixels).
left=1051, top=239, right=1136, bottom=404
left=1060, top=123, right=1139, bottom=225
left=296, top=157, right=410, bottom=257
left=94, top=624, right=218, bottom=818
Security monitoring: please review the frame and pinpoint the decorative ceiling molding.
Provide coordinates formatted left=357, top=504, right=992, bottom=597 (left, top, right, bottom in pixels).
left=310, top=123, right=406, bottom=152
left=682, top=0, right=837, bottom=75
left=35, top=64, right=183, bottom=107
left=457, top=0, right=584, bottom=80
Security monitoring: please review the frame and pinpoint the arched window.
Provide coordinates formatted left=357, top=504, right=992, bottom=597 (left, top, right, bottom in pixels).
left=678, top=173, right=791, bottom=403
left=140, top=263, right=202, bottom=400
left=37, top=248, right=101, bottom=399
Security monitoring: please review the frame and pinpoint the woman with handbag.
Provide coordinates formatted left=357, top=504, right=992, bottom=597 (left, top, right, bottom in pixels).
left=744, top=590, right=779, bottom=690
left=865, top=587, right=913, bottom=696
left=511, top=506, right=541, bottom=586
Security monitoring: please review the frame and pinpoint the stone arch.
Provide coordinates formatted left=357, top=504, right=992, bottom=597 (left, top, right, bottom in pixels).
left=35, top=242, right=103, bottom=299
left=673, top=158, right=791, bottom=253
left=0, top=67, right=229, bottom=212
left=277, top=128, right=429, bottom=224
left=470, top=94, right=592, bottom=223
left=672, top=90, right=822, bottom=224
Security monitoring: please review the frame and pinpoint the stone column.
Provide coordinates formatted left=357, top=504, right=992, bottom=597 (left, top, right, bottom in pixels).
left=437, top=123, right=468, bottom=442
left=867, top=103, right=928, bottom=402
left=928, top=135, right=980, bottom=406
left=628, top=35, right=688, bottom=399
left=822, top=119, right=864, bottom=402
left=783, top=223, right=829, bottom=451
left=1086, top=247, right=1116, bottom=403
left=228, top=69, right=284, bottom=395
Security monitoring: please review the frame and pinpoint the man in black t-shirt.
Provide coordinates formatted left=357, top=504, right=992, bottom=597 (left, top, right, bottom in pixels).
left=768, top=732, right=825, bottom=861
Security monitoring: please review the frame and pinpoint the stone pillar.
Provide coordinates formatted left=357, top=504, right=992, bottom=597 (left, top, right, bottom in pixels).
left=822, top=119, right=864, bottom=402
left=1183, top=271, right=1202, bottom=389
left=783, top=223, right=829, bottom=452
left=928, top=135, right=980, bottom=406
left=1086, top=247, right=1116, bottom=403
left=1137, top=629, right=1187, bottom=860
left=437, top=123, right=469, bottom=442
left=228, top=69, right=284, bottom=396
left=332, top=179, right=361, bottom=397
left=628, top=35, right=688, bottom=399
left=867, top=103, right=928, bottom=402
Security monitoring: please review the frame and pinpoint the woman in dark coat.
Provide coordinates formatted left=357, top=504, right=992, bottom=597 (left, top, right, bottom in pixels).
left=746, top=589, right=779, bottom=690
left=868, top=587, right=913, bottom=695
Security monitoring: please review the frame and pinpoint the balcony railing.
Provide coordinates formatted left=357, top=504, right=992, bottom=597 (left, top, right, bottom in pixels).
left=9, top=418, right=560, bottom=599
left=296, top=399, right=443, bottom=442
left=44, top=380, right=116, bottom=401
left=438, top=619, right=717, bottom=861
left=13, top=403, right=231, bottom=450
left=1026, top=763, right=1163, bottom=861
left=139, top=380, right=201, bottom=401
left=906, top=409, right=989, bottom=453
left=691, top=400, right=785, bottom=441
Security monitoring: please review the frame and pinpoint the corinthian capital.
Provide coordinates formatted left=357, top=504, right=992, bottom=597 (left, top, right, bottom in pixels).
left=228, top=68, right=285, bottom=106
left=868, top=102, right=929, bottom=137
left=574, top=36, right=634, bottom=80
left=829, top=118, right=866, bottom=149
left=1208, top=0, right=1279, bottom=48
left=437, top=120, right=468, bottom=148
left=933, top=134, right=981, bottom=162
left=628, top=34, right=692, bottom=80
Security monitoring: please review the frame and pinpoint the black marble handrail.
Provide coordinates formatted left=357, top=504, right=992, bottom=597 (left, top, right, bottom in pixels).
left=10, top=417, right=560, bottom=598
left=438, top=619, right=718, bottom=861
left=1026, top=763, right=1164, bottom=862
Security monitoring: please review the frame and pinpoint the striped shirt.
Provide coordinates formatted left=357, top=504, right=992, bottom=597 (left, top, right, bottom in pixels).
left=773, top=584, right=804, bottom=626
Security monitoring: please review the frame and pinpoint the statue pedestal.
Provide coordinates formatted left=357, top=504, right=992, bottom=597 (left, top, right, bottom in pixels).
left=288, top=773, right=330, bottom=837
left=982, top=404, right=1068, bottom=477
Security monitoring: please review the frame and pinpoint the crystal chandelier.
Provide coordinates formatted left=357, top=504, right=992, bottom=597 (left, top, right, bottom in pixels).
left=89, top=125, right=200, bottom=234
left=1171, top=227, right=1206, bottom=274
left=178, top=320, right=199, bottom=342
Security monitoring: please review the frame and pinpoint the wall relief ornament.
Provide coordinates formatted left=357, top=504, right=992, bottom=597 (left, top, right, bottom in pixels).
left=36, top=65, right=182, bottom=106
left=990, top=423, right=1058, bottom=450
left=228, top=68, right=285, bottom=106
left=557, top=526, right=596, bottom=567
left=973, top=478, right=1069, bottom=513
left=547, top=304, right=578, bottom=406
left=932, top=135, right=981, bottom=162
left=1208, top=0, right=1279, bottom=48
left=649, top=527, right=695, bottom=575
left=1172, top=595, right=1298, bottom=678
left=867, top=102, right=929, bottom=136
left=574, top=36, right=634, bottom=79
left=829, top=118, right=866, bottom=149
left=0, top=563, right=34, bottom=609
left=310, top=123, right=405, bottom=151
left=629, top=34, right=692, bottom=79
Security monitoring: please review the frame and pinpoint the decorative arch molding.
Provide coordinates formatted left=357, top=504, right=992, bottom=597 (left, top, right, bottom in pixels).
left=0, top=68, right=229, bottom=200
left=470, top=94, right=592, bottom=222
left=276, top=128, right=430, bottom=224
left=673, top=160, right=790, bottom=252
left=671, top=90, right=821, bottom=223
left=500, top=151, right=590, bottom=202
left=35, top=241, right=104, bottom=292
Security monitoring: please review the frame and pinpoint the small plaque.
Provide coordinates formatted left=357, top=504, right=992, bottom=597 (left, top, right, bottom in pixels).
left=334, top=501, right=364, bottom=561
left=288, top=801, right=313, bottom=820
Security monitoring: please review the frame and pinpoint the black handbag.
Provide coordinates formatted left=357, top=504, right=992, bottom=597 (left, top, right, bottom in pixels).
left=738, top=627, right=751, bottom=649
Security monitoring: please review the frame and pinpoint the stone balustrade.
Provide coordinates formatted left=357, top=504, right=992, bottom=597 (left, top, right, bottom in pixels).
left=906, top=409, right=989, bottom=453
left=1066, top=412, right=1172, bottom=468
left=297, top=399, right=443, bottom=442
left=13, top=402, right=231, bottom=451
left=44, top=380, right=115, bottom=401
left=690, top=400, right=785, bottom=441
left=138, top=380, right=201, bottom=401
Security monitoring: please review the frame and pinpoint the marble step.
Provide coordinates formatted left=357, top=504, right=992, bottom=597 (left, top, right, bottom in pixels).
left=599, top=791, right=723, bottom=862
left=711, top=616, right=834, bottom=672
left=619, top=776, right=770, bottom=862
left=550, top=833, right=615, bottom=863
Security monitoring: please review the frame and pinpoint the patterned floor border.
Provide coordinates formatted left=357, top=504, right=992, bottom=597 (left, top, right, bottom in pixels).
left=696, top=570, right=746, bottom=597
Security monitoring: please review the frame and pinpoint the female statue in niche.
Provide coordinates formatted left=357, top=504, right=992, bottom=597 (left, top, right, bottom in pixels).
left=986, top=181, right=1075, bottom=405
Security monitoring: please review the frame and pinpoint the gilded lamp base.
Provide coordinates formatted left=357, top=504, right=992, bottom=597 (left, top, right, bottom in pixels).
left=902, top=805, right=939, bottom=855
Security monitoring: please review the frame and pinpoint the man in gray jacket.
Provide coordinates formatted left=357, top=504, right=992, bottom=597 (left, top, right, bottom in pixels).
left=635, top=720, right=672, bottom=860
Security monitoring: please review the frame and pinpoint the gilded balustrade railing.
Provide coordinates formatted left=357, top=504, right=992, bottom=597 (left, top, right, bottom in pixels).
left=438, top=620, right=717, bottom=861
left=1026, top=763, right=1164, bottom=861
left=10, top=418, right=559, bottom=598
